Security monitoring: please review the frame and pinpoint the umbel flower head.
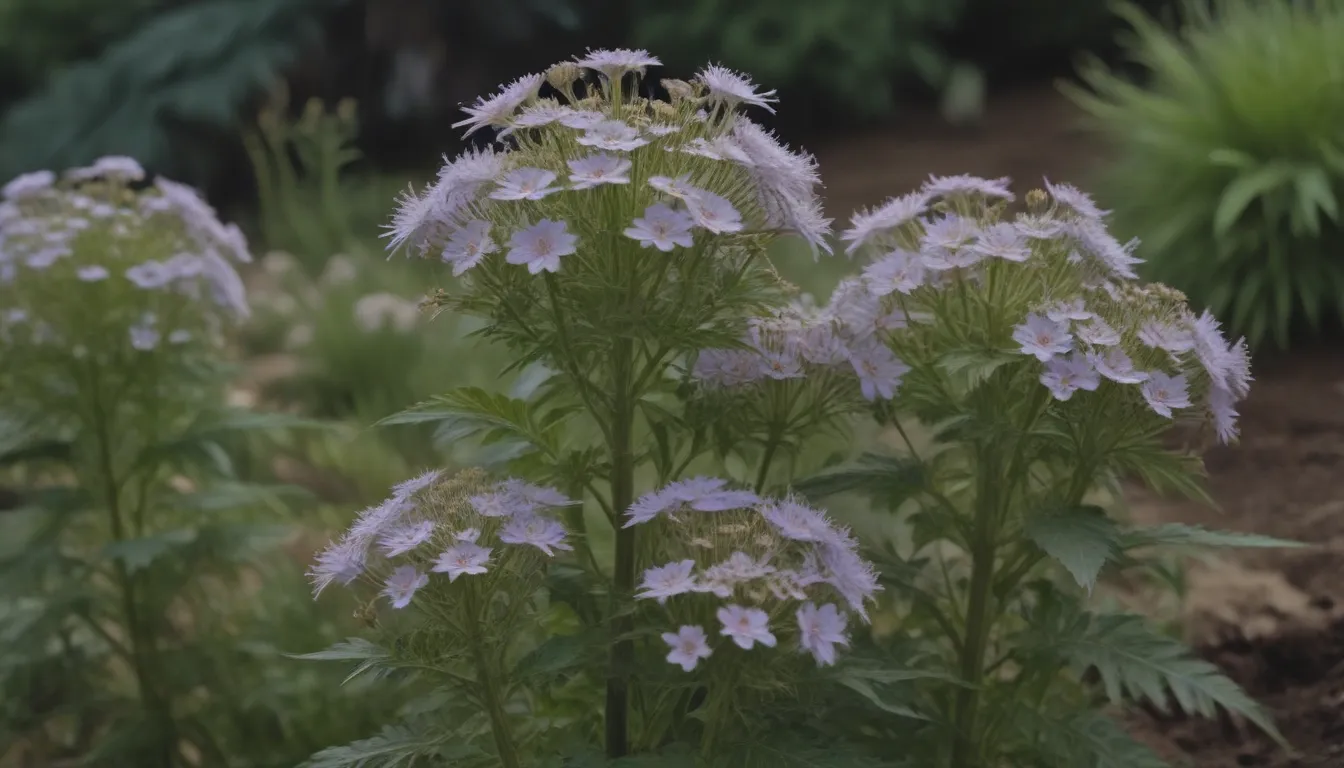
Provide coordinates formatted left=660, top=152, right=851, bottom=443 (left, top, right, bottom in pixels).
left=384, top=50, right=831, bottom=362
left=839, top=174, right=1251, bottom=445
left=0, top=158, right=251, bottom=410
left=624, top=477, right=880, bottom=670
left=310, top=469, right=577, bottom=612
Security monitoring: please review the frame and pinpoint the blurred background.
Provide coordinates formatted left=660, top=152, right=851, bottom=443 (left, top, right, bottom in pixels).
left=3, top=0, right=1343, bottom=765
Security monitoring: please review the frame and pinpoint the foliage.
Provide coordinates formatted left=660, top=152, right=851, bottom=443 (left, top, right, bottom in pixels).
left=1070, top=0, right=1344, bottom=349
left=633, top=0, right=983, bottom=123
left=0, top=0, right=345, bottom=186
left=0, top=0, right=165, bottom=98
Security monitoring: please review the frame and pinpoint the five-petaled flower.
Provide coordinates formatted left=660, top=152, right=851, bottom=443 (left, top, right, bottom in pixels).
left=663, top=625, right=714, bottom=671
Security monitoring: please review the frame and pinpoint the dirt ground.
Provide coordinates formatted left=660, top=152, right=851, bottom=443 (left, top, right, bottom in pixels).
left=812, top=86, right=1344, bottom=766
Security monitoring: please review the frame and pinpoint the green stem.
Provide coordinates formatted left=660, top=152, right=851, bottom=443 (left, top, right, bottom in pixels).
left=604, top=334, right=638, bottom=758
left=753, top=424, right=783, bottom=495
left=949, top=450, right=1000, bottom=768
left=465, top=588, right=521, bottom=768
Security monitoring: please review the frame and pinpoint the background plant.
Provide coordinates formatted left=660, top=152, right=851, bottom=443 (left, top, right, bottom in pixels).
left=1070, top=0, right=1344, bottom=349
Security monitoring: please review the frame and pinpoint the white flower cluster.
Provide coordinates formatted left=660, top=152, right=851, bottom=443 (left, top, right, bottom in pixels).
left=838, top=174, right=1251, bottom=443
left=385, top=49, right=831, bottom=279
left=624, top=477, right=880, bottom=669
left=0, top=157, right=251, bottom=356
left=310, top=470, right=577, bottom=609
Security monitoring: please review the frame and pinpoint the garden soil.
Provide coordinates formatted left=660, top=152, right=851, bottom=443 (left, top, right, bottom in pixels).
left=813, top=86, right=1344, bottom=767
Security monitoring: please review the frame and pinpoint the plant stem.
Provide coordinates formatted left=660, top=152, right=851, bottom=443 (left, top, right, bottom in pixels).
left=949, top=450, right=1001, bottom=768
left=465, top=588, right=521, bottom=768
left=753, top=427, right=782, bottom=494
left=604, top=334, right=637, bottom=758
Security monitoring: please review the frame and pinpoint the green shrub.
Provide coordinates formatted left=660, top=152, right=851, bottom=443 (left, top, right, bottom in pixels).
left=1069, top=0, right=1344, bottom=349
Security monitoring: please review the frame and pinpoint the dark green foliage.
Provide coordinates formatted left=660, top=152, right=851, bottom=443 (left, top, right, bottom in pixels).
left=1071, top=0, right=1344, bottom=348
left=0, top=0, right=345, bottom=184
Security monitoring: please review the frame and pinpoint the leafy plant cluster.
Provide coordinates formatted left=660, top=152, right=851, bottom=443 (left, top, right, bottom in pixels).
left=1071, top=0, right=1344, bottom=349
left=292, top=51, right=1299, bottom=768
left=0, top=159, right=400, bottom=766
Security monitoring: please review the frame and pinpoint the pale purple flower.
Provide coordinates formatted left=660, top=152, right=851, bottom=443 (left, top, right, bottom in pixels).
left=685, top=190, right=743, bottom=234
left=567, top=153, right=632, bottom=189
left=819, top=543, right=880, bottom=618
left=717, top=605, right=776, bottom=650
left=392, top=469, right=441, bottom=501
left=506, top=219, right=578, bottom=274
left=454, top=528, right=481, bottom=543
left=797, top=323, right=850, bottom=365
left=168, top=329, right=191, bottom=345
left=577, top=120, right=648, bottom=152
left=453, top=73, right=544, bottom=136
left=1067, top=219, right=1142, bottom=279
left=384, top=147, right=504, bottom=254
left=1039, top=353, right=1100, bottom=401
left=506, top=103, right=573, bottom=133
left=721, top=120, right=832, bottom=253
left=469, top=492, right=515, bottom=518
left=499, top=514, right=572, bottom=556
left=67, top=156, right=144, bottom=182
left=647, top=123, right=679, bottom=136
left=1015, top=214, right=1065, bottom=240
left=921, top=215, right=982, bottom=270
left=432, top=542, right=492, bottom=582
left=699, top=552, right=775, bottom=597
left=490, top=168, right=561, bottom=201
left=678, top=137, right=726, bottom=160
left=663, top=625, right=713, bottom=671
left=558, top=110, right=606, bottom=129
left=348, top=498, right=410, bottom=544
left=129, top=314, right=159, bottom=351
left=1045, top=178, right=1107, bottom=219
left=382, top=565, right=429, bottom=609
left=1013, top=313, right=1073, bottom=361
left=842, top=192, right=930, bottom=254
left=1138, top=320, right=1195, bottom=354
left=496, top=480, right=577, bottom=512
left=573, top=48, right=661, bottom=78
left=849, top=340, right=909, bottom=400
left=797, top=602, right=849, bottom=666
left=308, top=538, right=365, bottom=596
left=378, top=520, right=436, bottom=557
left=696, top=64, right=778, bottom=113
left=922, top=174, right=1014, bottom=201
left=1141, top=372, right=1192, bottom=418
left=1207, top=385, right=1240, bottom=444
left=24, top=248, right=67, bottom=270
left=761, top=498, right=837, bottom=543
left=648, top=174, right=697, bottom=199
left=1190, top=310, right=1252, bottom=397
left=863, top=248, right=925, bottom=296
left=1045, top=299, right=1093, bottom=323
left=624, top=203, right=694, bottom=251
left=1090, top=348, right=1148, bottom=384
left=972, top=222, right=1031, bottom=262
left=2, top=170, right=55, bottom=200
left=755, top=345, right=804, bottom=380
left=637, top=560, right=698, bottom=603
left=692, top=349, right=764, bottom=388
left=441, top=220, right=497, bottom=276
left=1076, top=318, right=1121, bottom=347
left=125, top=260, right=175, bottom=289
left=692, top=489, right=761, bottom=512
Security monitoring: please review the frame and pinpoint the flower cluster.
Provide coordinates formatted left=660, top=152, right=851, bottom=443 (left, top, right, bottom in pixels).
left=0, top=158, right=251, bottom=364
left=310, top=469, right=577, bottom=610
left=386, top=49, right=830, bottom=281
left=692, top=296, right=911, bottom=402
left=624, top=477, right=880, bottom=669
left=838, top=174, right=1250, bottom=443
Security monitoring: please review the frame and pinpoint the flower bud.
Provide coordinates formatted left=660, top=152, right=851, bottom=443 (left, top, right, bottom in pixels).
left=546, top=62, right=582, bottom=92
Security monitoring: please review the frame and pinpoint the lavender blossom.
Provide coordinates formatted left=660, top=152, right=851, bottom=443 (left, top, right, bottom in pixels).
left=506, top=219, right=578, bottom=274
left=863, top=248, right=926, bottom=296
left=378, top=520, right=436, bottom=557
left=490, top=168, right=562, bottom=201
left=637, top=560, right=699, bottom=603
left=1141, top=372, right=1192, bottom=418
left=567, top=153, right=632, bottom=189
left=717, top=605, right=777, bottom=649
left=663, top=625, right=714, bottom=671
left=1039, top=353, right=1101, bottom=401
left=1013, top=313, right=1073, bottom=361
left=797, top=602, right=849, bottom=667
left=498, top=514, right=572, bottom=556
left=624, top=204, right=695, bottom=251
left=842, top=192, right=930, bottom=254
left=577, top=120, right=648, bottom=152
left=382, top=565, right=429, bottom=609
left=432, top=542, right=493, bottom=582
left=441, top=220, right=498, bottom=276
left=685, top=190, right=743, bottom=234
left=453, top=73, right=544, bottom=136
left=696, top=64, right=778, bottom=112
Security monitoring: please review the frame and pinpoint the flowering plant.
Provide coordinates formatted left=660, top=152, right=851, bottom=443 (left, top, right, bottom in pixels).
left=0, top=158, right=344, bottom=766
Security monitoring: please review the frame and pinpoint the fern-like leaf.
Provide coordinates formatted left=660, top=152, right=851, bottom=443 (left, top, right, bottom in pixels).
left=300, top=722, right=483, bottom=768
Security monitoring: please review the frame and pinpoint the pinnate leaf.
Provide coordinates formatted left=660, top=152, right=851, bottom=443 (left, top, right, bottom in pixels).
left=1118, top=523, right=1302, bottom=551
left=1025, top=506, right=1120, bottom=592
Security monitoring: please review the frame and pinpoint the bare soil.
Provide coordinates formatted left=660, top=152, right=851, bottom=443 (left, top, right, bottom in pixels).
left=812, top=86, right=1344, bottom=766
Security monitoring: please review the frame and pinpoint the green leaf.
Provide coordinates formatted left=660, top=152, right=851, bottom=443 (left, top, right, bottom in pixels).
left=1213, top=163, right=1295, bottom=236
left=1118, top=523, right=1302, bottom=551
left=173, top=481, right=309, bottom=513
left=378, top=386, right=578, bottom=459
left=714, top=734, right=900, bottom=767
left=1057, top=614, right=1286, bottom=746
left=936, top=348, right=1018, bottom=398
left=510, top=631, right=599, bottom=680
left=1024, top=506, right=1120, bottom=592
left=833, top=669, right=930, bottom=721
left=1026, top=710, right=1169, bottom=768
left=301, top=722, right=481, bottom=768
left=794, top=452, right=925, bottom=506
left=292, top=638, right=392, bottom=685
left=101, top=528, right=198, bottom=573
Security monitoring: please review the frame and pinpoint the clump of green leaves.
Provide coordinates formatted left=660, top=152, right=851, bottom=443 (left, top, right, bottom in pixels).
left=1070, top=0, right=1344, bottom=349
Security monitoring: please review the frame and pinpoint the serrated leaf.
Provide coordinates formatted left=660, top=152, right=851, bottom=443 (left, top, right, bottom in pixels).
left=936, top=348, right=1018, bottom=398
left=301, top=722, right=480, bottom=768
left=1118, top=523, right=1303, bottom=552
left=1057, top=614, right=1286, bottom=746
left=714, top=734, right=899, bottom=767
left=510, top=632, right=597, bottom=680
left=794, top=452, right=925, bottom=506
left=378, top=386, right=578, bottom=460
left=1024, top=709, right=1169, bottom=768
left=1025, top=506, right=1120, bottom=592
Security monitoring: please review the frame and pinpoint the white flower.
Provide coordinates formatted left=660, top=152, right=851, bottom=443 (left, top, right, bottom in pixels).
left=624, top=203, right=694, bottom=251
left=1076, top=318, right=1121, bottom=347
left=842, top=192, right=930, bottom=254
left=498, top=514, right=572, bottom=556
left=762, top=499, right=840, bottom=543
left=558, top=110, right=606, bottom=129
left=1138, top=320, right=1195, bottom=354
left=648, top=174, right=697, bottom=198
left=77, top=265, right=109, bottom=282
left=2, top=170, right=56, bottom=200
left=67, top=156, right=145, bottom=182
left=506, top=219, right=579, bottom=274
left=1013, top=313, right=1073, bottom=361
left=506, top=103, right=573, bottom=133
left=1207, top=385, right=1240, bottom=444
left=863, top=248, right=925, bottom=296
left=1045, top=177, right=1108, bottom=219
left=696, top=64, right=778, bottom=113
left=1090, top=348, right=1148, bottom=384
left=1141, top=372, right=1192, bottom=418
left=441, top=220, right=497, bottom=276
left=168, top=329, right=191, bottom=345
left=431, top=542, right=492, bottom=582
left=490, top=168, right=562, bottom=201
left=1039, top=353, right=1101, bottom=401
left=722, top=120, right=831, bottom=252
left=453, top=73, right=544, bottom=136
left=685, top=190, right=743, bottom=234
left=971, top=222, right=1031, bottom=262
left=577, top=120, right=648, bottom=152
left=573, top=48, right=661, bottom=78
left=567, top=153, right=632, bottom=189
left=797, top=602, right=849, bottom=667
left=663, top=625, right=713, bottom=672
left=922, top=174, right=1013, bottom=201
left=848, top=339, right=910, bottom=401
left=1045, top=298, right=1093, bottom=323
left=717, top=604, right=777, bottom=650
left=637, top=560, right=698, bottom=604
left=378, top=520, right=436, bottom=557
left=382, top=565, right=429, bottom=609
